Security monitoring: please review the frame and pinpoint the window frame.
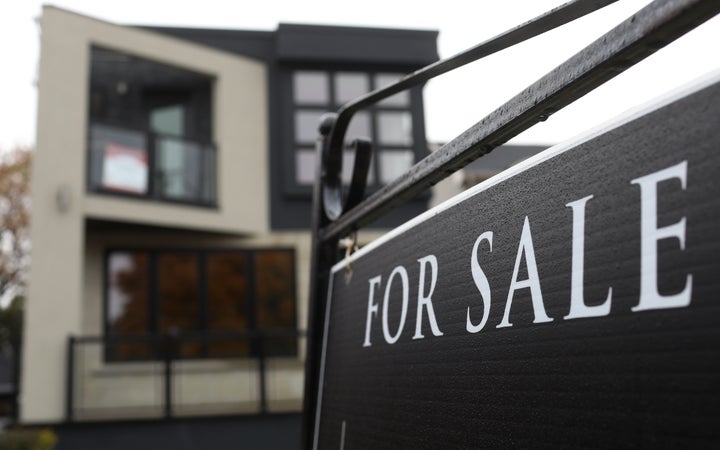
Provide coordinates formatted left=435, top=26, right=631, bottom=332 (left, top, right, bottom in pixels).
left=87, top=46, right=218, bottom=208
left=280, top=65, right=430, bottom=198
left=102, top=247, right=299, bottom=362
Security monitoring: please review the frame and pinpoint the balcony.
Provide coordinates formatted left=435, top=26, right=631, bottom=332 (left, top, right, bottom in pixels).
left=87, top=123, right=217, bottom=207
left=67, top=331, right=305, bottom=421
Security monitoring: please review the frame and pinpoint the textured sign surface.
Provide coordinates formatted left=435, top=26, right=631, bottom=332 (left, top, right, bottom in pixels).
left=313, top=75, right=720, bottom=449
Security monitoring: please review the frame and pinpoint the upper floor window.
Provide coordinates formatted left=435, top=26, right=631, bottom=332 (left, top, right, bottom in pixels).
left=290, top=70, right=419, bottom=189
left=87, top=47, right=216, bottom=206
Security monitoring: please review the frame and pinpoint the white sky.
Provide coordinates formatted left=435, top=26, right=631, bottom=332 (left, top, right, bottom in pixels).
left=1, top=0, right=719, bottom=151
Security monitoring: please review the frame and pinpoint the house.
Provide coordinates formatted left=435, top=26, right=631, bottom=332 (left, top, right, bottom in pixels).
left=22, top=6, right=438, bottom=447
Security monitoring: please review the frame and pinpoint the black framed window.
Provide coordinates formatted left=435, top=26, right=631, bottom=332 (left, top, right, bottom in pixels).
left=105, top=248, right=297, bottom=361
left=87, top=47, right=216, bottom=207
left=289, top=69, right=420, bottom=190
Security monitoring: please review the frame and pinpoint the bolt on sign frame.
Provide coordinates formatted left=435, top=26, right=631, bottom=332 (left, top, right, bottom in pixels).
left=301, top=1, right=720, bottom=448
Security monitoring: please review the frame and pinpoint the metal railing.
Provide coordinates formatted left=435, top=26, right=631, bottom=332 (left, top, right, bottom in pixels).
left=67, top=330, right=305, bottom=422
left=87, top=122, right=217, bottom=207
left=302, top=0, right=720, bottom=447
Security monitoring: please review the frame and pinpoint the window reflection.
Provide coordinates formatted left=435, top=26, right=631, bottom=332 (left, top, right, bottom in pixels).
left=254, top=251, right=297, bottom=356
left=158, top=253, right=200, bottom=358
left=105, top=249, right=297, bottom=361
left=293, top=71, right=329, bottom=104
left=378, top=111, right=413, bottom=146
left=345, top=112, right=371, bottom=143
left=107, top=252, right=151, bottom=360
left=295, top=150, right=316, bottom=185
left=335, top=72, right=369, bottom=105
left=155, top=137, right=206, bottom=202
left=376, top=73, right=409, bottom=107
left=294, top=110, right=325, bottom=143
left=207, top=253, right=250, bottom=357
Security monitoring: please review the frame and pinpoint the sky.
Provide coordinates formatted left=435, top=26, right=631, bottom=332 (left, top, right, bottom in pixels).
left=1, top=0, right=719, bottom=151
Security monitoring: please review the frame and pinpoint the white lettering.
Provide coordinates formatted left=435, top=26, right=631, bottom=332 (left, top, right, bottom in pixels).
left=497, top=217, right=553, bottom=328
left=564, top=195, right=612, bottom=320
left=382, top=266, right=409, bottom=344
left=467, top=231, right=493, bottom=333
left=413, top=255, right=444, bottom=339
left=362, top=276, right=382, bottom=347
left=630, top=161, right=692, bottom=311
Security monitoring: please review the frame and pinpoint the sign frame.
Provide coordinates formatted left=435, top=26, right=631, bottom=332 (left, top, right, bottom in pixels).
left=312, top=72, right=720, bottom=448
left=301, top=1, right=720, bottom=447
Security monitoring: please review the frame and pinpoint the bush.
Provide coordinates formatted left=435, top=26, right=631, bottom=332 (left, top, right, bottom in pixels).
left=0, top=428, right=58, bottom=450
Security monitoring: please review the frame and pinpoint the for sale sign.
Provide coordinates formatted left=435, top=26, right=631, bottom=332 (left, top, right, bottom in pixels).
left=313, top=75, right=720, bottom=449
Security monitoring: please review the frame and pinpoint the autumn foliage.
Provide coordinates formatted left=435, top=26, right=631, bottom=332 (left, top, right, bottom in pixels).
left=0, top=147, right=31, bottom=306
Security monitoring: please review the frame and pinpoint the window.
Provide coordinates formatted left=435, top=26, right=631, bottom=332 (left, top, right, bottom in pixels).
left=105, top=249, right=297, bottom=361
left=290, top=70, right=419, bottom=189
left=87, top=47, right=216, bottom=206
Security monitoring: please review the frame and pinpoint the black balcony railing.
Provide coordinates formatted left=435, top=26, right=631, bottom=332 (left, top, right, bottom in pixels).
left=87, top=122, right=217, bottom=207
left=66, top=330, right=305, bottom=422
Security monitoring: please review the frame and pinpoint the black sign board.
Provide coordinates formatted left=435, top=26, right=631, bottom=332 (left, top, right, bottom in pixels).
left=312, top=76, right=720, bottom=449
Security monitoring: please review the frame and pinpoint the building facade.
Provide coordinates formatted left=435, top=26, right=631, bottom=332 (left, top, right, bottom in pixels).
left=23, top=5, right=438, bottom=431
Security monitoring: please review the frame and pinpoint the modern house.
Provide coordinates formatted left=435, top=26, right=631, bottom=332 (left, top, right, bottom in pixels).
left=22, top=6, right=438, bottom=447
